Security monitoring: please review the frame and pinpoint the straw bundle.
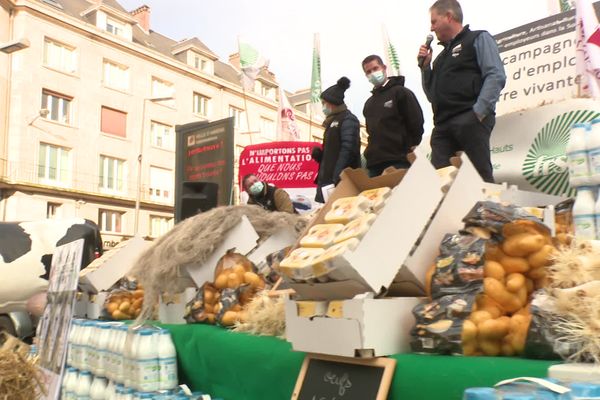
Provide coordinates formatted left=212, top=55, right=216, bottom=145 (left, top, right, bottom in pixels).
left=0, top=334, right=44, bottom=400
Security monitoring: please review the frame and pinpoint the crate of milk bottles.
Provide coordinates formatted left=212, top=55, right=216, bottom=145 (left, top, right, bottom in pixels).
left=567, top=119, right=600, bottom=240
left=62, top=319, right=179, bottom=399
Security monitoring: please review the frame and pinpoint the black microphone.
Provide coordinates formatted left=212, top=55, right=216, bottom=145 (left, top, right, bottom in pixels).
left=418, top=34, right=434, bottom=68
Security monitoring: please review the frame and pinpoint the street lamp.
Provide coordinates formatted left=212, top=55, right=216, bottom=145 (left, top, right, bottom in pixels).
left=133, top=96, right=174, bottom=235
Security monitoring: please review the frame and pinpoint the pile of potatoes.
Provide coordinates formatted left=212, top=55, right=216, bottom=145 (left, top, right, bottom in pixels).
left=187, top=250, right=266, bottom=327
left=105, top=286, right=144, bottom=320
left=461, top=220, right=557, bottom=356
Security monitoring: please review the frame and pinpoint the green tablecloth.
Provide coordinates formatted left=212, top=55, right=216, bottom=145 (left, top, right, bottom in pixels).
left=163, top=324, right=558, bottom=400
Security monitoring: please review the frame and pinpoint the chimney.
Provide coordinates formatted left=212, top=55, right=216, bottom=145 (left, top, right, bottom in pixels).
left=229, top=53, right=241, bottom=70
left=131, top=5, right=151, bottom=33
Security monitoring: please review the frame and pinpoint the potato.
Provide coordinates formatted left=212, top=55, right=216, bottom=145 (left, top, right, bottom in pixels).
left=462, top=342, right=478, bottom=356
left=525, top=278, right=534, bottom=294
left=227, top=273, right=242, bottom=289
left=132, top=297, right=143, bottom=310
left=478, top=318, right=509, bottom=340
left=479, top=340, right=501, bottom=356
left=111, top=310, right=131, bottom=320
left=243, top=271, right=261, bottom=285
left=505, top=273, right=526, bottom=293
left=132, top=289, right=145, bottom=299
left=516, top=286, right=528, bottom=307
left=500, top=255, right=530, bottom=273
left=527, top=267, right=546, bottom=280
left=534, top=276, right=549, bottom=290
left=220, top=310, right=239, bottom=326
left=233, top=264, right=247, bottom=281
left=119, top=301, right=131, bottom=313
left=469, top=310, right=492, bottom=326
left=206, top=313, right=216, bottom=324
left=502, top=233, right=545, bottom=257
left=484, top=260, right=505, bottom=282
left=484, top=278, right=521, bottom=313
left=527, top=244, right=555, bottom=269
left=132, top=308, right=141, bottom=318
left=501, top=339, right=516, bottom=356
left=485, top=243, right=505, bottom=262
left=476, top=295, right=503, bottom=319
left=461, top=320, right=478, bottom=342
left=204, top=304, right=214, bottom=314
left=106, top=302, right=119, bottom=314
left=204, top=290, right=215, bottom=304
left=215, top=273, right=228, bottom=290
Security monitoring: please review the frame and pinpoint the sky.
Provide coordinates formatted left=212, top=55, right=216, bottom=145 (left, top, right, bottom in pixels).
left=118, top=0, right=558, bottom=132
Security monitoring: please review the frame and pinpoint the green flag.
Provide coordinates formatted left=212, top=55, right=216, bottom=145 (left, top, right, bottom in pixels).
left=382, top=25, right=400, bottom=76
left=238, top=37, right=268, bottom=91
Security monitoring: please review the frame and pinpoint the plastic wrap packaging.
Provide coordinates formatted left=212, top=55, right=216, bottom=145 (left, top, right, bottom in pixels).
left=463, top=201, right=544, bottom=237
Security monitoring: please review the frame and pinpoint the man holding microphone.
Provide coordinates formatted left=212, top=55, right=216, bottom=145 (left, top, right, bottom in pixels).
left=418, top=0, right=506, bottom=183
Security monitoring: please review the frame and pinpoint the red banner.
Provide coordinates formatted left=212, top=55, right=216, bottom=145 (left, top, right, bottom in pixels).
left=238, top=141, right=320, bottom=189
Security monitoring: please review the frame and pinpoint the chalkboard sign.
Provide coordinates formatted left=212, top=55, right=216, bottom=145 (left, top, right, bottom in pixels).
left=291, top=354, right=396, bottom=400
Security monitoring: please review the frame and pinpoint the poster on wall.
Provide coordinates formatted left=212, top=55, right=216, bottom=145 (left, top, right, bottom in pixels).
left=238, top=141, right=320, bottom=213
left=175, top=118, right=235, bottom=220
left=494, top=2, right=600, bottom=115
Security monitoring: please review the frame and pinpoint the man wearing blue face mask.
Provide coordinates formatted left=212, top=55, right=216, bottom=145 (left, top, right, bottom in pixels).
left=311, top=77, right=361, bottom=203
left=362, top=55, right=425, bottom=177
left=242, top=173, right=296, bottom=214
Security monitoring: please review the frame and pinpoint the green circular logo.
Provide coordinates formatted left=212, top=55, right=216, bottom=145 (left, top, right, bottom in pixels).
left=522, top=110, right=600, bottom=196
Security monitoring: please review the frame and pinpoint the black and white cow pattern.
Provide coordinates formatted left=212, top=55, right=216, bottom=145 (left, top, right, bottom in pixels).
left=0, top=218, right=102, bottom=313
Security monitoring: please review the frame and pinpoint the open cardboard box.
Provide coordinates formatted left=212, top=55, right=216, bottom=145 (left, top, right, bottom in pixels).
left=78, top=236, right=153, bottom=294
left=285, top=154, right=443, bottom=357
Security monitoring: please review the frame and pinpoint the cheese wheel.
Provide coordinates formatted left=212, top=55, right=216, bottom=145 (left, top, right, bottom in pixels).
left=358, top=187, right=392, bottom=211
left=300, top=223, right=345, bottom=248
left=334, top=213, right=376, bottom=244
left=324, top=196, right=370, bottom=224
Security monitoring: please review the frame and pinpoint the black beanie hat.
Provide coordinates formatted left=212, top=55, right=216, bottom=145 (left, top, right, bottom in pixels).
left=320, top=76, right=350, bottom=106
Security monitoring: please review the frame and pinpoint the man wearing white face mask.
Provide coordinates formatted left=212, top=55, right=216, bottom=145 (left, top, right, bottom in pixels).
left=242, top=173, right=296, bottom=214
left=362, top=55, right=425, bottom=177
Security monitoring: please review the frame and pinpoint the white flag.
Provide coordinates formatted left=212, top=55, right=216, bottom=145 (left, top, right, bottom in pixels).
left=576, top=0, right=600, bottom=97
left=277, top=88, right=301, bottom=141
left=310, top=33, right=323, bottom=119
left=238, top=37, right=269, bottom=91
left=382, top=25, right=401, bottom=76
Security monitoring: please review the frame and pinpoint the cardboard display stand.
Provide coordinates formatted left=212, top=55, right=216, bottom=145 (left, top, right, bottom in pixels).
left=291, top=353, right=396, bottom=400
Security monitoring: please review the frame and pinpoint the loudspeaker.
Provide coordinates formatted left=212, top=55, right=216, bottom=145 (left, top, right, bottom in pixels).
left=178, top=181, right=219, bottom=222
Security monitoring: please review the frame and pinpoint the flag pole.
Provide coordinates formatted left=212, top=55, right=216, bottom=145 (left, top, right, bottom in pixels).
left=237, top=36, right=254, bottom=145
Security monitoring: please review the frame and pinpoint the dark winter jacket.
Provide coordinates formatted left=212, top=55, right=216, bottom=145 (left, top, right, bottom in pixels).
left=425, top=26, right=484, bottom=125
left=313, top=108, right=361, bottom=202
left=362, top=76, right=424, bottom=168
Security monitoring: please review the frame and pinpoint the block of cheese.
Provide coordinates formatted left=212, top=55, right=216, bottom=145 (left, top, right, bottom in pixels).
left=436, top=166, right=458, bottom=193
left=326, top=300, right=344, bottom=318
left=300, top=223, right=345, bottom=248
left=334, top=213, right=377, bottom=244
left=324, top=196, right=370, bottom=224
left=296, top=301, right=328, bottom=317
left=309, top=238, right=361, bottom=280
left=358, top=187, right=392, bottom=212
left=278, top=247, right=325, bottom=280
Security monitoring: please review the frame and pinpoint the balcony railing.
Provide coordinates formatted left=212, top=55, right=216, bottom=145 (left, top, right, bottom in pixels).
left=0, top=159, right=174, bottom=205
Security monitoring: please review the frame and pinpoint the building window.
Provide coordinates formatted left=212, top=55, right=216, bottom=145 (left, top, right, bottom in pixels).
left=228, top=106, right=245, bottom=130
left=149, top=166, right=173, bottom=203
left=99, top=155, right=125, bottom=193
left=261, top=85, right=275, bottom=100
left=101, top=106, right=127, bottom=137
left=151, top=77, right=175, bottom=106
left=47, top=202, right=61, bottom=219
left=38, top=143, right=71, bottom=185
left=193, top=93, right=210, bottom=117
left=106, top=18, right=125, bottom=37
left=150, top=121, right=174, bottom=149
left=99, top=209, right=123, bottom=233
left=149, top=215, right=173, bottom=238
left=260, top=117, right=275, bottom=139
left=43, top=38, right=76, bottom=73
left=42, top=90, right=72, bottom=124
left=103, top=59, right=129, bottom=91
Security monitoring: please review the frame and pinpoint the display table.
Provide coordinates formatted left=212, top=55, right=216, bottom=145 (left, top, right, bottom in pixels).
left=163, top=324, right=559, bottom=400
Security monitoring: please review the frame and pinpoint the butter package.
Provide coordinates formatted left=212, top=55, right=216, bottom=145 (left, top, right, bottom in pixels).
left=278, top=239, right=360, bottom=281
left=324, top=196, right=370, bottom=224
left=300, top=223, right=345, bottom=248
left=358, top=187, right=392, bottom=212
left=334, top=213, right=377, bottom=244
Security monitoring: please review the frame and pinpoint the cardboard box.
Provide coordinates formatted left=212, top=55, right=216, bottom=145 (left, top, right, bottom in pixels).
left=285, top=154, right=444, bottom=300
left=158, top=287, right=198, bottom=324
left=78, top=236, right=153, bottom=294
left=285, top=295, right=422, bottom=357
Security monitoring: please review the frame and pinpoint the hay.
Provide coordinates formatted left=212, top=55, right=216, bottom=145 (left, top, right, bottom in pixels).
left=233, top=290, right=287, bottom=338
left=129, top=205, right=308, bottom=322
left=0, top=335, right=44, bottom=400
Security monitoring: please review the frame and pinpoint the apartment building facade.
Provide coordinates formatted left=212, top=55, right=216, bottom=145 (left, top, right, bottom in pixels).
left=0, top=0, right=328, bottom=248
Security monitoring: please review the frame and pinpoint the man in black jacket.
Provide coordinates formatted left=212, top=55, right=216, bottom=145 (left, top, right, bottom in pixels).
left=362, top=55, right=425, bottom=177
left=311, top=77, right=361, bottom=203
left=418, top=0, right=506, bottom=183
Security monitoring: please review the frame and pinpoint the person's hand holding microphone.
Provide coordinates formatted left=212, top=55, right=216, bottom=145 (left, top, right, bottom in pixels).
left=417, top=34, right=434, bottom=69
